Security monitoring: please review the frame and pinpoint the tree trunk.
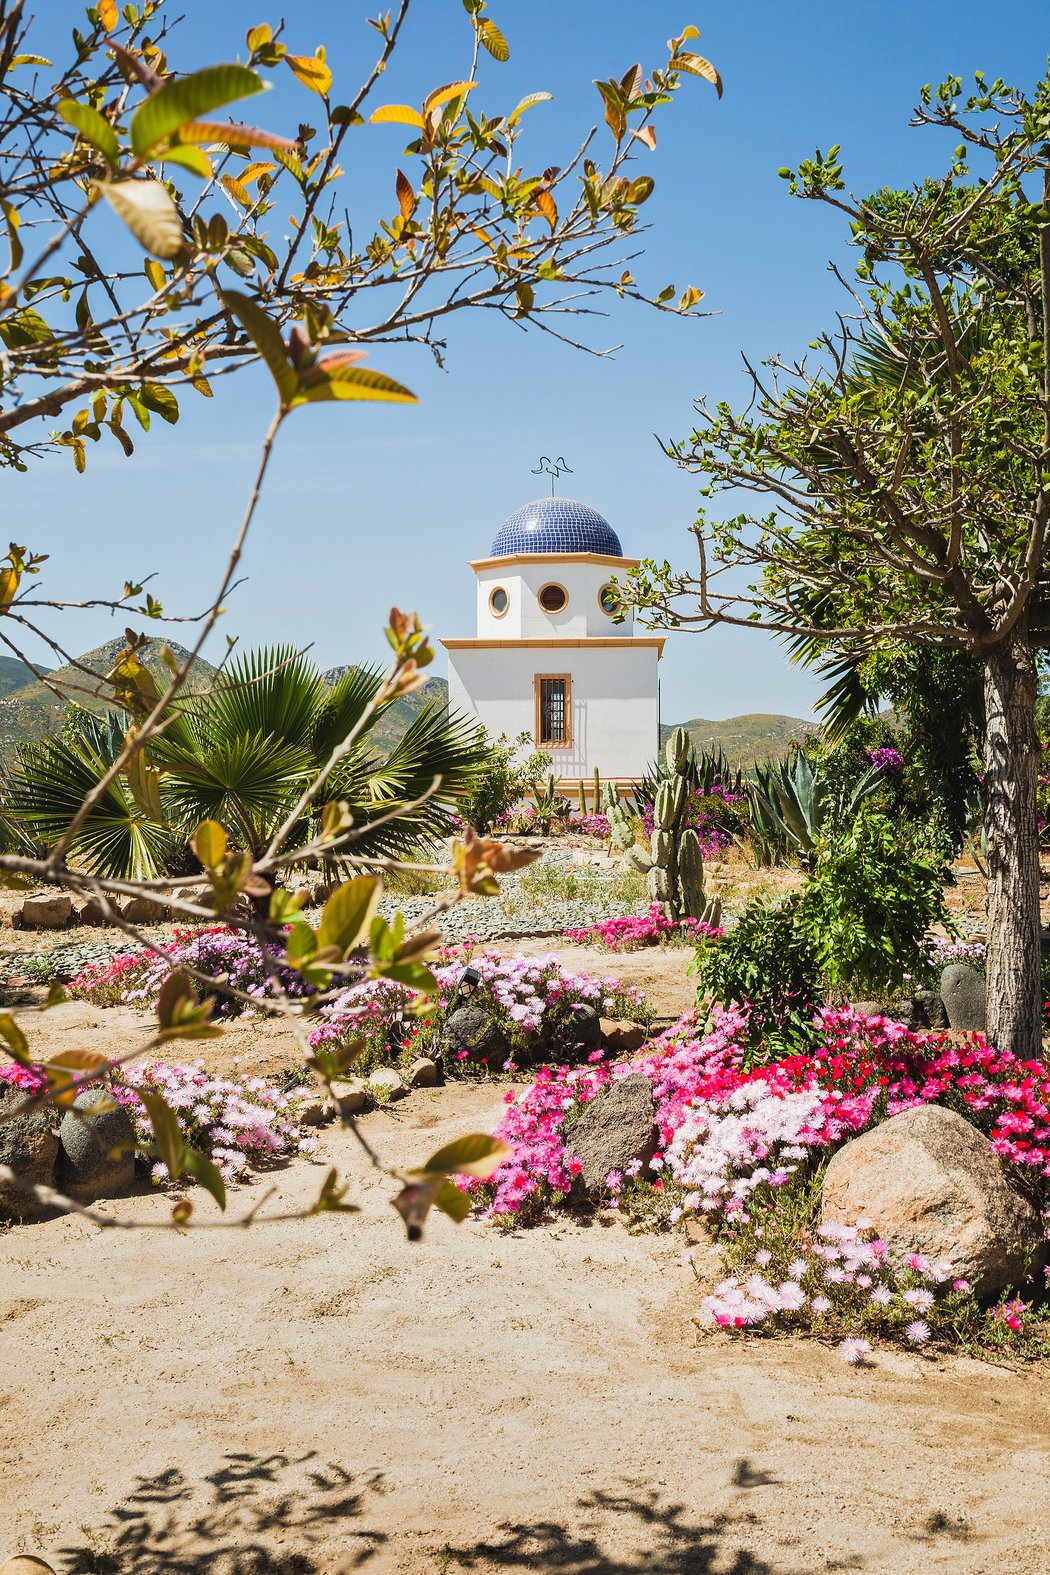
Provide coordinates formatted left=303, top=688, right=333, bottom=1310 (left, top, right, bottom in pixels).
left=983, top=625, right=1042, bottom=1057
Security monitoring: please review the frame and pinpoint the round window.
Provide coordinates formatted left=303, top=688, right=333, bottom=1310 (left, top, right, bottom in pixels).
left=538, top=582, right=568, bottom=613
left=598, top=583, right=619, bottom=616
left=489, top=586, right=509, bottom=617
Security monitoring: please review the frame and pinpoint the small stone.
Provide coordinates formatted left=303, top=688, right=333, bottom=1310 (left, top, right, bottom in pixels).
left=57, top=1087, right=136, bottom=1201
left=20, top=893, right=72, bottom=929
left=120, top=895, right=168, bottom=925
left=329, top=1078, right=367, bottom=1114
left=0, top=1088, right=58, bottom=1220
left=599, top=1017, right=648, bottom=1054
left=367, top=1068, right=407, bottom=1102
left=851, top=1001, right=883, bottom=1019
left=72, top=896, right=112, bottom=927
left=442, top=1005, right=511, bottom=1070
left=563, top=1073, right=657, bottom=1193
left=940, top=963, right=986, bottom=1032
left=287, top=1091, right=329, bottom=1127
left=821, top=1104, right=1043, bottom=1298
left=408, top=1057, right=439, bottom=1088
left=913, top=990, right=949, bottom=1030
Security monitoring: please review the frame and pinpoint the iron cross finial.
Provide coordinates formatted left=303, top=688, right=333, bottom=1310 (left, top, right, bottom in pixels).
left=531, top=454, right=573, bottom=498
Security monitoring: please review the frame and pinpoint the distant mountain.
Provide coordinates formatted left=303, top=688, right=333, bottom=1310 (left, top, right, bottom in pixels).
left=0, top=654, right=51, bottom=699
left=660, top=712, right=820, bottom=766
left=0, top=638, right=218, bottom=749
left=321, top=670, right=449, bottom=756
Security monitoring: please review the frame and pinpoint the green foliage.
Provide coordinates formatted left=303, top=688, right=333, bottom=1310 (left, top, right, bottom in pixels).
left=695, top=894, right=820, bottom=1060
left=748, top=748, right=883, bottom=868
left=794, top=814, right=950, bottom=995
left=456, top=730, right=550, bottom=832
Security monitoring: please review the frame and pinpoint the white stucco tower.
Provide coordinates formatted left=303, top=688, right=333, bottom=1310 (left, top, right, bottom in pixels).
left=442, top=497, right=663, bottom=786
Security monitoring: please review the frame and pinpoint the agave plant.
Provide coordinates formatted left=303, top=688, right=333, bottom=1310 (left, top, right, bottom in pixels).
left=748, top=749, right=884, bottom=868
left=2, top=647, right=488, bottom=879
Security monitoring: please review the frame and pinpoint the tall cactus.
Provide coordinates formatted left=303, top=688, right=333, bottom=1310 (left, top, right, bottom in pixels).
left=603, top=727, right=722, bottom=929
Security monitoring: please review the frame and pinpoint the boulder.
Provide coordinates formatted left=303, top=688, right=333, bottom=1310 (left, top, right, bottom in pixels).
left=821, top=1104, right=1043, bottom=1298
left=542, top=1001, right=603, bottom=1060
left=0, top=1089, right=58, bottom=1220
left=888, top=998, right=921, bottom=1029
left=442, top=1005, right=511, bottom=1070
left=286, top=1091, right=330, bottom=1127
left=20, top=893, right=72, bottom=930
left=367, top=1068, right=407, bottom=1102
left=330, top=1078, right=367, bottom=1114
left=72, top=896, right=112, bottom=927
left=913, top=990, right=949, bottom=1030
left=57, top=1087, right=136, bottom=1201
left=599, top=1017, right=648, bottom=1055
left=407, top=1057, right=440, bottom=1088
left=940, top=963, right=986, bottom=1032
left=563, top=1073, right=657, bottom=1193
left=120, top=895, right=168, bottom=925
left=0, top=1559, right=57, bottom=1574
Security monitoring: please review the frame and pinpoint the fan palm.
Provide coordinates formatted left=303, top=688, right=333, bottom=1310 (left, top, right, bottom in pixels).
left=2, top=647, right=488, bottom=879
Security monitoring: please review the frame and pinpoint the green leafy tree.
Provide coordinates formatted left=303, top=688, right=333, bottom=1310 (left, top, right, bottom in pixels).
left=628, top=69, right=1050, bottom=1056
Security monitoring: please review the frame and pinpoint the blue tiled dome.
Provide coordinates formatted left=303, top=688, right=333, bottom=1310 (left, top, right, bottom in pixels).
left=489, top=497, right=623, bottom=558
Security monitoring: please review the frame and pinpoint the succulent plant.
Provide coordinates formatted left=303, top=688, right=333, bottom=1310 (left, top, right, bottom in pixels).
left=604, top=726, right=722, bottom=928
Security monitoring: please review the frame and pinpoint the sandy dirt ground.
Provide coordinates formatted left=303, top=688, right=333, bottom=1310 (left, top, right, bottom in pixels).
left=2, top=1079, right=1049, bottom=1575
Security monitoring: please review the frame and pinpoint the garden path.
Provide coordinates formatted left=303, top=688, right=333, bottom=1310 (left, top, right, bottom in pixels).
left=2, top=1082, right=1047, bottom=1575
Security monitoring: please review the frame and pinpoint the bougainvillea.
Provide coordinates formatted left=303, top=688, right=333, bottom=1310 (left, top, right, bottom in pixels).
left=563, top=905, right=723, bottom=952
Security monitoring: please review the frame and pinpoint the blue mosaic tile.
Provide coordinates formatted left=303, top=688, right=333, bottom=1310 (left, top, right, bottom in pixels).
left=489, top=497, right=622, bottom=558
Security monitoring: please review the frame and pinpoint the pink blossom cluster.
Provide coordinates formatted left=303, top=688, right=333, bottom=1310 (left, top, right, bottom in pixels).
left=563, top=904, right=724, bottom=952
left=0, top=1057, right=316, bottom=1186
left=568, top=813, right=612, bottom=838
left=70, top=926, right=313, bottom=1015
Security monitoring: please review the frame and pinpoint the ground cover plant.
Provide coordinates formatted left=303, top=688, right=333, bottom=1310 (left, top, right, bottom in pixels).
left=468, top=1004, right=1050, bottom=1359
left=563, top=904, right=723, bottom=952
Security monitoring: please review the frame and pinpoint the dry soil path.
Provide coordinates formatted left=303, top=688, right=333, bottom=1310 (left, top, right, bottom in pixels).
left=2, top=1082, right=1048, bottom=1575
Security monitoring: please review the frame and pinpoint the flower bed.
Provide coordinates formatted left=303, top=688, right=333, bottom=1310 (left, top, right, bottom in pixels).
left=0, top=1059, right=315, bottom=1186
left=69, top=926, right=314, bottom=1015
left=308, top=947, right=651, bottom=1074
left=563, top=904, right=723, bottom=952
left=469, top=1005, right=1050, bottom=1357
left=567, top=812, right=612, bottom=839
left=640, top=784, right=742, bottom=858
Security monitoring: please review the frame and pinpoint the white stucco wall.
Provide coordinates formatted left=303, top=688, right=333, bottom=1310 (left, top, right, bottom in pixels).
left=446, top=642, right=660, bottom=781
left=474, top=558, right=636, bottom=640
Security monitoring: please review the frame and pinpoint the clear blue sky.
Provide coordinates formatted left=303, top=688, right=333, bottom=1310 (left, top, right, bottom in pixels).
left=12, top=1, right=1049, bottom=721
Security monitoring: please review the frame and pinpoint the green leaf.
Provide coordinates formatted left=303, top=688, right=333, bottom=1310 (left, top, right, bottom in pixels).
left=434, top=1179, right=471, bottom=1222
left=58, top=100, right=120, bottom=168
left=0, top=1012, right=30, bottom=1067
left=192, top=818, right=227, bottom=868
left=418, top=1133, right=511, bottom=1179
left=507, top=91, right=552, bottom=125
left=140, top=382, right=180, bottom=423
left=311, top=1166, right=360, bottom=1214
left=286, top=920, right=318, bottom=968
left=139, top=1089, right=186, bottom=1181
left=291, top=363, right=417, bottom=406
left=374, top=959, right=437, bottom=992
left=130, top=64, right=266, bottom=156
left=674, top=51, right=723, bottom=97
left=97, top=179, right=184, bottom=259
left=317, top=876, right=382, bottom=957
left=161, top=144, right=214, bottom=179
left=183, top=1145, right=227, bottom=1210
left=220, top=287, right=297, bottom=405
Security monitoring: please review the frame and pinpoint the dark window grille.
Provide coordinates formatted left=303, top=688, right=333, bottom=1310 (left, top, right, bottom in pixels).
left=538, top=677, right=568, bottom=744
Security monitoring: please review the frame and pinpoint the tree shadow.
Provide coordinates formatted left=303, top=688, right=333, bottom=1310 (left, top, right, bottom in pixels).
left=58, top=1451, right=388, bottom=1574
left=435, top=1478, right=807, bottom=1574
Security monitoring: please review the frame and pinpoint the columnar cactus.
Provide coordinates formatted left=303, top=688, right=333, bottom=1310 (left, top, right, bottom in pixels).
left=603, top=727, right=722, bottom=929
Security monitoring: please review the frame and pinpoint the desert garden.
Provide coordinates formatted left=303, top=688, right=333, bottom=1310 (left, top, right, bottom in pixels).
left=2, top=3, right=1050, bottom=1572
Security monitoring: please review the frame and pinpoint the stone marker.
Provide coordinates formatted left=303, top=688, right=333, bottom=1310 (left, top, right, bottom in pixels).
left=563, top=1072, right=657, bottom=1193
left=20, top=893, right=72, bottom=930
left=821, top=1104, right=1042, bottom=1297
left=939, top=962, right=986, bottom=1032
left=57, top=1087, right=136, bottom=1201
left=0, top=1090, right=58, bottom=1219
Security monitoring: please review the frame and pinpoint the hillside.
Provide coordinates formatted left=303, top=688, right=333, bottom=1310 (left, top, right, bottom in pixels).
left=660, top=712, right=820, bottom=766
left=0, top=638, right=218, bottom=750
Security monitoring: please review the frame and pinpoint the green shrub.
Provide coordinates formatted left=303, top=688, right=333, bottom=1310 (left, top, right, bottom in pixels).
left=694, top=894, right=821, bottom=1060
left=458, top=729, right=550, bottom=832
left=794, top=813, right=949, bottom=996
